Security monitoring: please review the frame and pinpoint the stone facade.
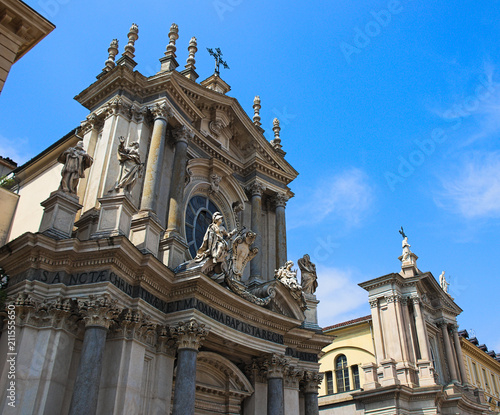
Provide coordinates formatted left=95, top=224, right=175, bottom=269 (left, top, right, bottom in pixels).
left=0, top=22, right=329, bottom=415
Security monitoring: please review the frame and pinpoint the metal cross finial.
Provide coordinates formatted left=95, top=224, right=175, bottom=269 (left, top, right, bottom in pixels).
left=399, top=226, right=407, bottom=239
left=207, top=47, right=229, bottom=76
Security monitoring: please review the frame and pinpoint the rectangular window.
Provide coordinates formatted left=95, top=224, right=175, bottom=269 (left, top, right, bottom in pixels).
left=483, top=368, right=490, bottom=391
left=336, top=367, right=350, bottom=393
left=352, top=365, right=360, bottom=390
left=326, top=371, right=334, bottom=395
left=492, top=374, right=499, bottom=395
left=472, top=363, right=479, bottom=385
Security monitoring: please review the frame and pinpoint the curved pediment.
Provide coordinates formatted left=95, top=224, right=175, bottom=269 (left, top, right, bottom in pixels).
left=266, top=282, right=306, bottom=321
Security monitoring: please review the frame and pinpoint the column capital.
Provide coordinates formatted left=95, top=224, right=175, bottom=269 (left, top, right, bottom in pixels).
left=273, top=191, right=289, bottom=208
left=156, top=325, right=178, bottom=356
left=385, top=294, right=402, bottom=304
left=149, top=101, right=173, bottom=121
left=80, top=112, right=104, bottom=134
left=247, top=181, right=266, bottom=197
left=173, top=125, right=194, bottom=144
left=262, top=353, right=289, bottom=379
left=171, top=318, right=209, bottom=350
left=109, top=309, right=158, bottom=344
left=369, top=298, right=378, bottom=308
left=284, top=366, right=304, bottom=389
left=302, top=371, right=324, bottom=393
left=437, top=319, right=449, bottom=329
left=77, top=294, right=121, bottom=329
left=411, top=295, right=421, bottom=305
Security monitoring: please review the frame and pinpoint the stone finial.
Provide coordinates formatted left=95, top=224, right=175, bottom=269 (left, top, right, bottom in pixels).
left=271, top=118, right=282, bottom=150
left=123, top=23, right=139, bottom=59
left=185, top=37, right=197, bottom=69
left=166, top=23, right=179, bottom=56
left=104, top=39, right=119, bottom=72
left=253, top=96, right=261, bottom=127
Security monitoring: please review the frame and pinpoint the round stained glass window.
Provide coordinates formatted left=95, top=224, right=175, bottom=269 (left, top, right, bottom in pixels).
left=185, top=196, right=222, bottom=258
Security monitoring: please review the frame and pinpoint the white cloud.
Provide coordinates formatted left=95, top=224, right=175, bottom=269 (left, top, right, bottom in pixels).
left=288, top=168, right=375, bottom=229
left=435, top=152, right=500, bottom=219
left=0, top=134, right=34, bottom=166
left=315, top=265, right=369, bottom=328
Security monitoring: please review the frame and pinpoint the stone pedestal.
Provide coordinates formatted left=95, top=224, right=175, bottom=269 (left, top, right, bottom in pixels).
left=74, top=208, right=100, bottom=240
left=159, top=233, right=189, bottom=269
left=379, top=358, right=400, bottom=387
left=361, top=362, right=381, bottom=390
left=91, top=192, right=136, bottom=239
left=302, top=293, right=320, bottom=331
left=130, top=210, right=164, bottom=255
left=39, top=190, right=82, bottom=239
left=396, top=362, right=419, bottom=387
left=417, top=360, right=436, bottom=387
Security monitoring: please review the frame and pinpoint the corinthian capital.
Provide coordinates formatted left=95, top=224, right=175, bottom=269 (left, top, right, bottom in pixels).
left=273, top=192, right=289, bottom=208
left=173, top=125, right=194, bottom=144
left=247, top=181, right=266, bottom=197
left=171, top=318, right=209, bottom=350
left=262, top=353, right=289, bottom=378
left=302, top=371, right=324, bottom=393
left=149, top=101, right=173, bottom=121
left=77, top=295, right=121, bottom=329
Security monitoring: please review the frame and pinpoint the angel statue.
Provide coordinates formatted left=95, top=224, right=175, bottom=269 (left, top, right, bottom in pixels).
left=112, top=137, right=143, bottom=193
left=275, top=261, right=307, bottom=310
left=297, top=254, right=318, bottom=294
left=58, top=140, right=93, bottom=195
left=194, top=212, right=237, bottom=275
left=439, top=271, right=449, bottom=293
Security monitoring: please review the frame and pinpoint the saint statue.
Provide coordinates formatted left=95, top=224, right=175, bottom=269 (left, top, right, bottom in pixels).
left=439, top=271, right=449, bottom=293
left=113, top=137, right=143, bottom=193
left=195, top=212, right=237, bottom=275
left=401, top=237, right=412, bottom=263
left=58, top=140, right=93, bottom=195
left=297, top=254, right=318, bottom=294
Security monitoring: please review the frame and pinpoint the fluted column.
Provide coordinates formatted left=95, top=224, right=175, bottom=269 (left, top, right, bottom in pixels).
left=248, top=181, right=266, bottom=282
left=302, top=371, right=323, bottom=415
left=166, top=126, right=192, bottom=236
left=274, top=192, right=288, bottom=269
left=412, top=297, right=430, bottom=361
left=439, top=322, right=458, bottom=383
left=171, top=319, right=209, bottom=415
left=69, top=296, right=121, bottom=415
left=141, top=101, right=171, bottom=213
left=451, top=325, right=468, bottom=385
left=263, top=354, right=288, bottom=415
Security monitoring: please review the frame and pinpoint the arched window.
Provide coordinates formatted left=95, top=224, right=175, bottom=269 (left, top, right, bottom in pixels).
left=185, top=196, right=222, bottom=258
left=335, top=355, right=350, bottom=393
left=352, top=365, right=360, bottom=390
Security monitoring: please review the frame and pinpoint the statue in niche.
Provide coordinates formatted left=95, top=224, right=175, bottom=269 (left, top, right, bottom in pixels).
left=228, top=230, right=258, bottom=281
left=112, top=137, right=143, bottom=193
left=439, top=271, right=449, bottom=293
left=298, top=254, right=318, bottom=295
left=275, top=261, right=307, bottom=309
left=194, top=211, right=237, bottom=275
left=58, top=140, right=93, bottom=195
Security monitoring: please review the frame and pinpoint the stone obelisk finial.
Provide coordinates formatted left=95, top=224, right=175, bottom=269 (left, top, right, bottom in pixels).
left=181, top=37, right=199, bottom=80
left=160, top=23, right=180, bottom=72
left=271, top=118, right=282, bottom=149
left=253, top=96, right=261, bottom=127
left=103, top=39, right=118, bottom=72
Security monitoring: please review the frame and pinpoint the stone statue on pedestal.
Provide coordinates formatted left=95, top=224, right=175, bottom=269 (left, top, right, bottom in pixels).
left=112, top=136, right=143, bottom=193
left=58, top=140, right=93, bottom=195
left=275, top=261, right=307, bottom=310
left=298, top=254, right=318, bottom=294
left=439, top=271, right=449, bottom=293
left=194, top=211, right=237, bottom=275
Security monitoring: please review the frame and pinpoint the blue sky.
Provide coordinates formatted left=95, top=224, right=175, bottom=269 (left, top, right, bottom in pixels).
left=1, top=0, right=499, bottom=351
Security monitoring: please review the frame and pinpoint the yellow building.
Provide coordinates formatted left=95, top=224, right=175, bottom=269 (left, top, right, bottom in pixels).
left=318, top=316, right=374, bottom=410
left=459, top=331, right=500, bottom=413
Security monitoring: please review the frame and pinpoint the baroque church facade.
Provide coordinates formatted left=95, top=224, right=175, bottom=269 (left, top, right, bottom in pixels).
left=0, top=23, right=329, bottom=415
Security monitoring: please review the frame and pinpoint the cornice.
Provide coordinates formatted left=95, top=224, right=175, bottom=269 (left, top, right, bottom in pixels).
left=460, top=338, right=500, bottom=370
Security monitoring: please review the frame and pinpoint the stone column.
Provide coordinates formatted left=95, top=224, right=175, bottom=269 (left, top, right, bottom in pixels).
left=140, top=101, right=171, bottom=213
left=248, top=181, right=266, bottom=283
left=451, top=324, right=468, bottom=385
left=369, top=299, right=385, bottom=363
left=171, top=319, right=209, bottom=415
left=439, top=322, right=458, bottom=383
left=302, top=371, right=323, bottom=415
left=412, top=297, right=430, bottom=361
left=274, top=192, right=288, bottom=269
left=152, top=327, right=177, bottom=415
left=69, top=296, right=121, bottom=415
left=263, top=354, right=288, bottom=415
